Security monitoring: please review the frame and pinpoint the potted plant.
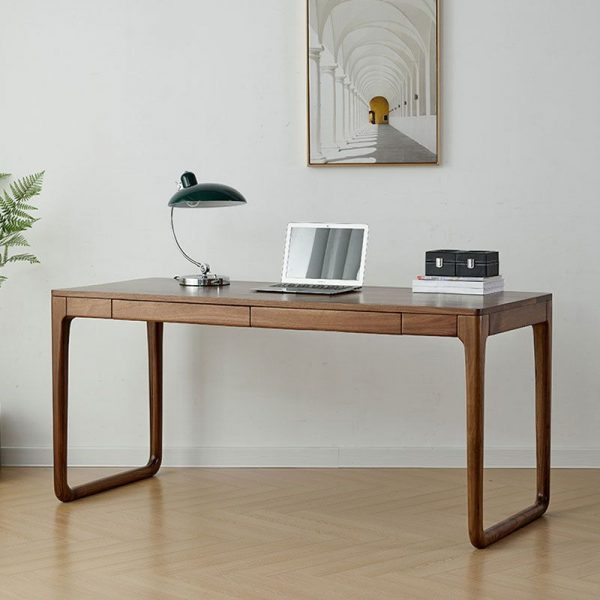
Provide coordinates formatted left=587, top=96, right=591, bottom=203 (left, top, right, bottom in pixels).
left=0, top=171, right=44, bottom=287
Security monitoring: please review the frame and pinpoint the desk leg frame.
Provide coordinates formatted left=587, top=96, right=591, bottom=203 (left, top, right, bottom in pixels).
left=52, top=297, right=163, bottom=502
left=458, top=303, right=552, bottom=548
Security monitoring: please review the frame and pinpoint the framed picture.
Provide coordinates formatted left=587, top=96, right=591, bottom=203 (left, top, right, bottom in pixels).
left=307, top=0, right=439, bottom=166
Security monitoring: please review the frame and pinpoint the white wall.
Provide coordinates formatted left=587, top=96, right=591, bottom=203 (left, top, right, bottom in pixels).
left=1, top=0, right=600, bottom=468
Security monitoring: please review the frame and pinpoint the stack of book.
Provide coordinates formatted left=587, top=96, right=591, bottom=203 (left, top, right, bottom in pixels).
left=412, top=275, right=505, bottom=295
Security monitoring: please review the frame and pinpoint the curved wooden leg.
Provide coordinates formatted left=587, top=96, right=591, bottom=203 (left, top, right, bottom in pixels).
left=534, top=302, right=552, bottom=509
left=52, top=296, right=163, bottom=502
left=52, top=297, right=74, bottom=501
left=458, top=305, right=552, bottom=548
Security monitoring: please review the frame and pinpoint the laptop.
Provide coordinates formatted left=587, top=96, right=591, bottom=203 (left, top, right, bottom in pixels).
left=257, top=223, right=368, bottom=295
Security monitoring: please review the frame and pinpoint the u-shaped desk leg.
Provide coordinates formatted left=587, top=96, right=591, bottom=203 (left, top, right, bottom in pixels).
left=52, top=297, right=163, bottom=502
left=458, top=304, right=552, bottom=548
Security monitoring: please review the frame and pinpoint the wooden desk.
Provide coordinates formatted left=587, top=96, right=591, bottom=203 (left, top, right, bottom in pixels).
left=51, top=279, right=552, bottom=548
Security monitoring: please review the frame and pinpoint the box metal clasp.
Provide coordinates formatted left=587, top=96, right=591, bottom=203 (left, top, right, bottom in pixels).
left=467, top=258, right=475, bottom=269
left=436, top=258, right=444, bottom=268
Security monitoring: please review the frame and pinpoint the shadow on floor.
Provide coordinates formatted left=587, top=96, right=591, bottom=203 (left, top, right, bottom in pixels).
left=328, top=125, right=436, bottom=164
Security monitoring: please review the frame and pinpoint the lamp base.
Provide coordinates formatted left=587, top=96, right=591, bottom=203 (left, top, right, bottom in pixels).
left=175, top=274, right=230, bottom=287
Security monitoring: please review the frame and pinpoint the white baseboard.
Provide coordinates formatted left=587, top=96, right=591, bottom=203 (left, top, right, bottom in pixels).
left=2, top=446, right=600, bottom=468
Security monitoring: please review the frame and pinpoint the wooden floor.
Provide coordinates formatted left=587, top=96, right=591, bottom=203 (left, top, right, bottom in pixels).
left=1, top=468, right=599, bottom=599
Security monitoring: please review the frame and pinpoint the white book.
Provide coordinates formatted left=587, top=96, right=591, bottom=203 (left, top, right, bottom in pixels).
left=413, top=288, right=504, bottom=296
left=413, top=278, right=504, bottom=289
left=412, top=284, right=504, bottom=296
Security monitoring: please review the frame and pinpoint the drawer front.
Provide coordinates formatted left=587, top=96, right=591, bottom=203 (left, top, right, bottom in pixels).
left=67, top=298, right=112, bottom=318
left=251, top=307, right=401, bottom=335
left=113, top=300, right=249, bottom=327
left=402, top=313, right=457, bottom=337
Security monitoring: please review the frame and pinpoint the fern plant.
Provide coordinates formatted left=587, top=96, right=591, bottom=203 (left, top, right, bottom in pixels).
left=0, top=171, right=44, bottom=287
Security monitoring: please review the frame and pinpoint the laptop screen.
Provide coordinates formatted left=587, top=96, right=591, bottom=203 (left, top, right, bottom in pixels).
left=284, top=225, right=367, bottom=284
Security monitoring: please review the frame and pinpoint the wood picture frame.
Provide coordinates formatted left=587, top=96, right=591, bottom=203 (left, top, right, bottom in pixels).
left=307, top=0, right=440, bottom=167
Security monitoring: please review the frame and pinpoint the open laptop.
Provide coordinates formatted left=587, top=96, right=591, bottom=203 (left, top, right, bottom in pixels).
left=257, top=223, right=368, bottom=295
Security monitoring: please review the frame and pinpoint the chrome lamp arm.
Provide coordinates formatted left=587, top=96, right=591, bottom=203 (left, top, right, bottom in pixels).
left=170, top=207, right=210, bottom=275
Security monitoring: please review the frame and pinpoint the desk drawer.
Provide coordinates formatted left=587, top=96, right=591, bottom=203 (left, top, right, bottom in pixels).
left=251, top=307, right=401, bottom=335
left=113, top=300, right=249, bottom=327
left=402, top=313, right=457, bottom=337
left=67, top=298, right=112, bottom=318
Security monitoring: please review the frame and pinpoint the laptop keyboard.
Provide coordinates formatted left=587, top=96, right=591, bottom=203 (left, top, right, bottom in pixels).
left=272, top=283, right=351, bottom=290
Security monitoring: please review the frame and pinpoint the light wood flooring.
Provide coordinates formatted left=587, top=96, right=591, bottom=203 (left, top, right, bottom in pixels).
left=1, top=467, right=599, bottom=599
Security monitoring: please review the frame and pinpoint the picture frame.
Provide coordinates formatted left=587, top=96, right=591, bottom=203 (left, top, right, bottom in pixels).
left=307, top=0, right=440, bottom=167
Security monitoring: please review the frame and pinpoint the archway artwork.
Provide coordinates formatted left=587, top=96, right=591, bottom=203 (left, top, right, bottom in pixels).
left=307, top=0, right=438, bottom=166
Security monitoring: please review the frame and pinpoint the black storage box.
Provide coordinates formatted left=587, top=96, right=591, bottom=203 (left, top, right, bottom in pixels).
left=425, top=249, right=460, bottom=277
left=456, top=251, right=499, bottom=278
left=426, top=250, right=500, bottom=278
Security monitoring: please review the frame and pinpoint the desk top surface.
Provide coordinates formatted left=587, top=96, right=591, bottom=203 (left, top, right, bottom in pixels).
left=53, top=279, right=551, bottom=316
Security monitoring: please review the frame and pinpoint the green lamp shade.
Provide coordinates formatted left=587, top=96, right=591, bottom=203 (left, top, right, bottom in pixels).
left=168, top=172, right=247, bottom=208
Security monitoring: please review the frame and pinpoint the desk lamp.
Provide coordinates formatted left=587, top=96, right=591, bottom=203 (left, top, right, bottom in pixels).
left=168, top=171, right=247, bottom=287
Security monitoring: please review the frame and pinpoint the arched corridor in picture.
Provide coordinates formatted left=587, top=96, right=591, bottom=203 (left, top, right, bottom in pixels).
left=308, top=0, right=438, bottom=165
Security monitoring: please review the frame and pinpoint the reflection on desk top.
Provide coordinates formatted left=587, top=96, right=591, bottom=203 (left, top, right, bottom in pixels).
left=52, top=279, right=551, bottom=316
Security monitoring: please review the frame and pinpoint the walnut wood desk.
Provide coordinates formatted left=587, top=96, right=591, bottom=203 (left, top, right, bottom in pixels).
left=51, top=279, right=552, bottom=548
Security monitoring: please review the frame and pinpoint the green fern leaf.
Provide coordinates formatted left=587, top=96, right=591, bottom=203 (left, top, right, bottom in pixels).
left=0, top=233, right=30, bottom=247
left=0, top=173, right=10, bottom=180
left=0, top=170, right=44, bottom=286
left=16, top=203, right=38, bottom=212
left=11, top=208, right=37, bottom=222
left=5, top=253, right=39, bottom=264
left=10, top=172, right=44, bottom=202
left=3, top=219, right=34, bottom=234
left=0, top=190, right=15, bottom=213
